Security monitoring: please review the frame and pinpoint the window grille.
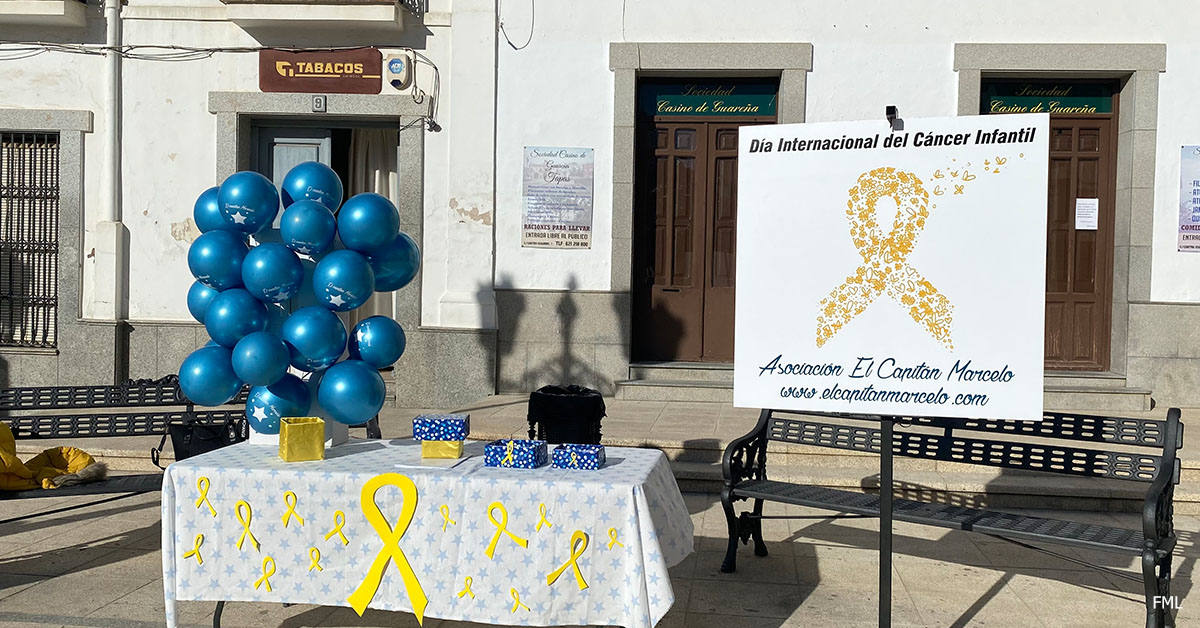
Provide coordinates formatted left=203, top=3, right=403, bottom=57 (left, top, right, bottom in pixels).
left=0, top=132, right=59, bottom=348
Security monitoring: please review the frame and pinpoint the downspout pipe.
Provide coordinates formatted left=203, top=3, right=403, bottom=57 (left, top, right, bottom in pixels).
left=104, top=0, right=121, bottom=223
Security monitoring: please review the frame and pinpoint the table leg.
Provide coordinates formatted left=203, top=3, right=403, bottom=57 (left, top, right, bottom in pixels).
left=879, top=416, right=893, bottom=628
left=213, top=600, right=225, bottom=628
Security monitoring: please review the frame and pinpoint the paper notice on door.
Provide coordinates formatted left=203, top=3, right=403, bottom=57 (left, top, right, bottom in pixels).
left=1075, top=198, right=1099, bottom=230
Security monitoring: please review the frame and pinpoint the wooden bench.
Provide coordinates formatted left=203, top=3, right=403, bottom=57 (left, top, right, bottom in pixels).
left=721, top=408, right=1184, bottom=628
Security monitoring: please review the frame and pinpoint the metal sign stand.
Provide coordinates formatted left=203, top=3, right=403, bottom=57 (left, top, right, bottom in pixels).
left=878, top=415, right=894, bottom=628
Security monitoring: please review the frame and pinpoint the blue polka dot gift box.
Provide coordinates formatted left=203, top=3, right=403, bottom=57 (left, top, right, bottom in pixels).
left=551, top=443, right=606, bottom=470
left=484, top=438, right=548, bottom=469
left=412, top=413, right=471, bottom=441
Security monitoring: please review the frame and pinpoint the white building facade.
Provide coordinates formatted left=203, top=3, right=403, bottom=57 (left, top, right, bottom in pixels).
left=0, top=1, right=1196, bottom=411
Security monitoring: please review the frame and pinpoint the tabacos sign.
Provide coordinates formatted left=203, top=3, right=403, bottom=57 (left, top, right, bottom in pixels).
left=259, top=48, right=383, bottom=95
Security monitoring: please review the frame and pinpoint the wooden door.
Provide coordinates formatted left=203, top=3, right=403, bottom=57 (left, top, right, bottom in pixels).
left=700, top=124, right=741, bottom=361
left=1044, top=116, right=1115, bottom=370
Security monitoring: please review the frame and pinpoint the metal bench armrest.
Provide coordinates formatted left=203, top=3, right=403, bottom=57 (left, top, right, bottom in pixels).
left=1143, top=407, right=1182, bottom=547
left=722, top=409, right=772, bottom=488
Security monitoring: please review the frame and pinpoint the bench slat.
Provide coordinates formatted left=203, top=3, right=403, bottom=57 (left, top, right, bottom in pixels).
left=0, top=379, right=250, bottom=412
left=0, top=473, right=163, bottom=499
left=4, top=410, right=242, bottom=439
left=733, top=479, right=1144, bottom=553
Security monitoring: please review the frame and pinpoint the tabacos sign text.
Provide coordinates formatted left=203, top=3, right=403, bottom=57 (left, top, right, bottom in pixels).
left=259, top=48, right=383, bottom=95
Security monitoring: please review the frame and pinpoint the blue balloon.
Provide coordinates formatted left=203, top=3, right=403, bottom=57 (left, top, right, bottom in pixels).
left=186, top=281, right=219, bottom=324
left=317, top=360, right=385, bottom=425
left=337, top=193, right=399, bottom=254
left=313, top=250, right=374, bottom=311
left=280, top=306, right=346, bottom=371
left=280, top=200, right=337, bottom=257
left=349, top=316, right=406, bottom=368
left=246, top=374, right=311, bottom=435
left=281, top=161, right=343, bottom=211
left=205, top=288, right=269, bottom=347
left=187, top=230, right=248, bottom=290
left=242, top=242, right=303, bottom=303
left=231, top=331, right=290, bottom=386
left=193, top=186, right=227, bottom=233
left=178, top=345, right=242, bottom=406
left=217, top=171, right=279, bottom=234
left=368, top=232, right=421, bottom=292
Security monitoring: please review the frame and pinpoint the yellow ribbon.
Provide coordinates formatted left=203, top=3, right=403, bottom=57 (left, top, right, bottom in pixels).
left=570, top=451, right=579, bottom=468
left=346, top=473, right=428, bottom=624
left=308, top=547, right=323, bottom=572
left=817, top=167, right=954, bottom=349
left=325, top=510, right=349, bottom=545
left=457, top=576, right=475, bottom=599
left=535, top=503, right=553, bottom=531
left=545, top=530, right=589, bottom=590
left=439, top=504, right=456, bottom=531
left=254, top=556, right=276, bottom=592
left=510, top=588, right=530, bottom=613
left=195, top=477, right=216, bottom=517
left=182, top=533, right=204, bottom=565
left=485, top=501, right=529, bottom=559
left=281, top=491, right=305, bottom=528
left=500, top=440, right=515, bottom=467
left=607, top=527, right=624, bottom=549
left=235, top=500, right=260, bottom=552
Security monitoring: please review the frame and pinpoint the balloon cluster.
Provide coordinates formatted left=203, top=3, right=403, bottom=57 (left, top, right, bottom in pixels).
left=179, top=162, right=421, bottom=434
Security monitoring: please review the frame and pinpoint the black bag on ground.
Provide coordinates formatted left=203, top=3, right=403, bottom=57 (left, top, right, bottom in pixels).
left=527, top=385, right=606, bottom=444
left=151, top=416, right=248, bottom=469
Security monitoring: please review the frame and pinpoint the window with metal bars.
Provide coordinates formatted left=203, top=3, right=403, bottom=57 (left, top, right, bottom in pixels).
left=0, top=132, right=59, bottom=348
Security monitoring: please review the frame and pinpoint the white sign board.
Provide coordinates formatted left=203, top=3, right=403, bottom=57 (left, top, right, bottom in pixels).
left=521, top=146, right=594, bottom=249
left=1179, top=146, right=1200, bottom=252
left=734, top=114, right=1049, bottom=420
left=1075, top=198, right=1099, bottom=230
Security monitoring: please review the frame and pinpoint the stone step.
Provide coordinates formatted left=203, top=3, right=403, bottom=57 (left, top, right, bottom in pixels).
left=1044, top=371, right=1129, bottom=389
left=628, top=362, right=734, bottom=383
left=614, top=379, right=733, bottom=402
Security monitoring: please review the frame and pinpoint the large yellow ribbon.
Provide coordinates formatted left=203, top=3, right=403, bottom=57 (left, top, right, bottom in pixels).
left=281, top=491, right=305, bottom=528
left=535, top=503, right=553, bottom=531
left=346, top=473, right=428, bottom=625
left=254, top=556, right=276, bottom=592
left=439, top=504, right=456, bottom=531
left=195, top=477, right=216, bottom=517
left=545, top=530, right=589, bottom=590
left=325, top=510, right=349, bottom=545
left=607, top=527, right=624, bottom=550
left=182, top=533, right=204, bottom=565
left=816, top=167, right=954, bottom=349
left=308, top=547, right=323, bottom=572
left=485, top=501, right=529, bottom=559
left=235, top=500, right=260, bottom=552
left=457, top=576, right=475, bottom=599
left=510, top=588, right=529, bottom=613
left=500, top=440, right=515, bottom=467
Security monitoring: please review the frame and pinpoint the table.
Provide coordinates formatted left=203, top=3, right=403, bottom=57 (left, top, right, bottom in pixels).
left=161, top=439, right=693, bottom=627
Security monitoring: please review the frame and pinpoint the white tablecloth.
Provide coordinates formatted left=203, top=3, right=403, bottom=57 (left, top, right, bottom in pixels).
left=161, top=439, right=693, bottom=627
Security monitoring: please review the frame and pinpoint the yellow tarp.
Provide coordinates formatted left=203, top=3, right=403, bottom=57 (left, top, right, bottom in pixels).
left=0, top=422, right=101, bottom=491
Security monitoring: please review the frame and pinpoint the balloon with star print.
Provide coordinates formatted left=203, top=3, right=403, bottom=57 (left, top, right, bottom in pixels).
left=313, top=249, right=374, bottom=311
left=216, top=171, right=279, bottom=234
left=245, top=373, right=311, bottom=434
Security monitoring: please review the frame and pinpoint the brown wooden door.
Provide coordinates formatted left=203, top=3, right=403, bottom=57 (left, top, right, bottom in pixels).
left=1044, top=116, right=1116, bottom=370
left=700, top=124, right=741, bottom=361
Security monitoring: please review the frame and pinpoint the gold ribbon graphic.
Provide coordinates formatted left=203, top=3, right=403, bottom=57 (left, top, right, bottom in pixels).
left=308, top=547, right=323, bottom=572
left=235, top=500, right=260, bottom=552
left=195, top=477, right=216, bottom=517
left=439, top=504, right=456, bottom=531
left=325, top=510, right=349, bottom=545
left=500, top=440, right=515, bottom=467
left=607, top=527, right=624, bottom=550
left=570, top=451, right=579, bottom=468
left=510, top=588, right=530, bottom=613
left=535, top=503, right=553, bottom=531
left=816, top=167, right=954, bottom=349
left=346, top=473, right=428, bottom=624
left=254, top=556, right=276, bottom=592
left=545, top=530, right=589, bottom=590
left=457, top=576, right=475, bottom=599
left=281, top=491, right=305, bottom=528
left=182, top=533, right=204, bottom=565
left=485, top=501, right=529, bottom=559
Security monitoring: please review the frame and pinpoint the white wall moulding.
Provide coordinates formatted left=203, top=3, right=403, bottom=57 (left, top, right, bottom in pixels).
left=223, top=1, right=404, bottom=31
left=0, top=0, right=88, bottom=27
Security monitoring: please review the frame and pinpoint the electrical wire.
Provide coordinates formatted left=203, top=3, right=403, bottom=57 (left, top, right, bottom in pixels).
left=498, top=0, right=534, bottom=51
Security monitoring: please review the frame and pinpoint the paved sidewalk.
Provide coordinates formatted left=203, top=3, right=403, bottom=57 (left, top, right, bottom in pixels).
left=2, top=485, right=1196, bottom=627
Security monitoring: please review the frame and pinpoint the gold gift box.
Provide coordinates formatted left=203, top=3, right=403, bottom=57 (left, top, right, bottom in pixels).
left=421, top=440, right=464, bottom=459
left=279, top=417, right=326, bottom=462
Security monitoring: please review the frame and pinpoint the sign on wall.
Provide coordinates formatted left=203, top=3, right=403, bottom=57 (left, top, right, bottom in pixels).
left=521, top=147, right=594, bottom=249
left=259, top=48, right=382, bottom=95
left=980, top=81, right=1113, bottom=115
left=1179, top=146, right=1200, bottom=252
left=638, top=79, right=779, bottom=118
left=734, top=114, right=1049, bottom=420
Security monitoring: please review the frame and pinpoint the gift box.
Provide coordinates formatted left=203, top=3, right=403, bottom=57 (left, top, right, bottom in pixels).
left=279, top=417, right=325, bottom=462
left=412, top=414, right=471, bottom=441
left=421, top=440, right=464, bottom=459
left=484, top=439, right=548, bottom=469
left=551, top=443, right=606, bottom=470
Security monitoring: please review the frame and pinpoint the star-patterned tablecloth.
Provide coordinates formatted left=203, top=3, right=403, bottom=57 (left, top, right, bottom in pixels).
left=161, top=439, right=693, bottom=627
